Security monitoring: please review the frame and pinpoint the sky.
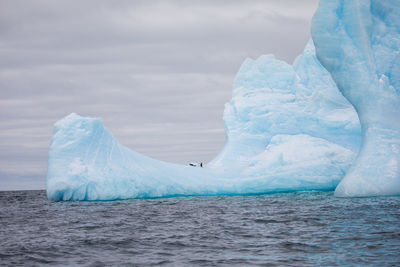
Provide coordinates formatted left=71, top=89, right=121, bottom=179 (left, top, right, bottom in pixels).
left=0, top=0, right=319, bottom=190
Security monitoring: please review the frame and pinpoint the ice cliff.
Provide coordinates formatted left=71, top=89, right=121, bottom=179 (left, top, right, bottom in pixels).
left=47, top=42, right=361, bottom=201
left=312, top=0, right=400, bottom=197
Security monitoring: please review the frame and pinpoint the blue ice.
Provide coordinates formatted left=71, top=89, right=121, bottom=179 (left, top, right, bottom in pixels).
left=312, top=0, right=400, bottom=197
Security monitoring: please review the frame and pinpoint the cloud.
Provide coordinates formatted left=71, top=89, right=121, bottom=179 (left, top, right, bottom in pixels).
left=0, top=0, right=319, bottom=190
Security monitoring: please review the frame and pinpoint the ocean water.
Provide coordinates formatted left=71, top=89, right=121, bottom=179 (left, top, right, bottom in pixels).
left=0, top=190, right=399, bottom=266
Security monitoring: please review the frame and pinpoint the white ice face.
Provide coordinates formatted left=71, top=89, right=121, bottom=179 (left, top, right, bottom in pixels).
left=46, top=41, right=362, bottom=201
left=207, top=40, right=360, bottom=172
left=312, top=0, right=400, bottom=197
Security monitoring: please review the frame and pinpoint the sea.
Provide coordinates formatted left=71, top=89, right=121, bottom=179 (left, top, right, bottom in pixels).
left=1, top=190, right=399, bottom=266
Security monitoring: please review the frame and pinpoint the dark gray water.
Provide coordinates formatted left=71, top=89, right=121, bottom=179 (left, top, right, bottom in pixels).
left=1, top=190, right=399, bottom=266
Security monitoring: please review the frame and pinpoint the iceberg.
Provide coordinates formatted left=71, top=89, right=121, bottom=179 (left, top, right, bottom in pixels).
left=47, top=42, right=361, bottom=201
left=312, top=0, right=400, bottom=197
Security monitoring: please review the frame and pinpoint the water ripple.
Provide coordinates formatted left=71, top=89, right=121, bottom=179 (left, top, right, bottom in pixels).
left=0, top=190, right=400, bottom=266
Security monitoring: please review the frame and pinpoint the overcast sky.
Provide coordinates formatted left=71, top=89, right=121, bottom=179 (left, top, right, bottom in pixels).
left=0, top=0, right=319, bottom=190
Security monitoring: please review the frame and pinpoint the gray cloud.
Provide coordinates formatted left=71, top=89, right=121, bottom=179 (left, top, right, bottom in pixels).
left=0, top=0, right=319, bottom=190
